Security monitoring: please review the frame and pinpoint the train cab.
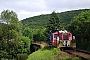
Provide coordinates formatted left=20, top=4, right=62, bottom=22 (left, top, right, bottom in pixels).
left=49, top=30, right=76, bottom=49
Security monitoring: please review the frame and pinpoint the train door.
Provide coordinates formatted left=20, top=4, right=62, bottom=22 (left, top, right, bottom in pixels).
left=52, top=31, right=59, bottom=47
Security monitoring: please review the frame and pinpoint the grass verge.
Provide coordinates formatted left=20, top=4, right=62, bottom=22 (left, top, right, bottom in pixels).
left=27, top=46, right=80, bottom=60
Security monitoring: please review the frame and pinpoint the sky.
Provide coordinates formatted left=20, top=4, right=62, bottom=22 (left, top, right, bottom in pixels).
left=0, top=0, right=90, bottom=20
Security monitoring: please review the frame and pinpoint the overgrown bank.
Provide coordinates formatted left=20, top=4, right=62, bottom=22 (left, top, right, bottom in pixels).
left=27, top=47, right=80, bottom=60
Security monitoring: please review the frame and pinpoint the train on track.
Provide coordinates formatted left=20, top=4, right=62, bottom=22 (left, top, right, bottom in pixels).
left=48, top=30, right=76, bottom=49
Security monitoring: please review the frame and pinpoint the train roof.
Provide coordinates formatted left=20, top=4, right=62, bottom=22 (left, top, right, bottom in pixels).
left=59, top=30, right=68, bottom=33
left=51, top=30, right=58, bottom=33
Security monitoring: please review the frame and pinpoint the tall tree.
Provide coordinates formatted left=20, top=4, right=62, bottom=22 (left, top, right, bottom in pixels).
left=0, top=10, right=22, bottom=57
left=47, top=11, right=63, bottom=30
left=45, top=11, right=63, bottom=40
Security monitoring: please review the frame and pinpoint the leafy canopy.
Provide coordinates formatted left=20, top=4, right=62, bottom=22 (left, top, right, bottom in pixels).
left=0, top=10, right=22, bottom=57
left=68, top=10, right=90, bottom=50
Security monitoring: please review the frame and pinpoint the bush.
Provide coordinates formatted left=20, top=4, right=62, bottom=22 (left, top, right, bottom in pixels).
left=17, top=54, right=28, bottom=60
left=0, top=50, right=8, bottom=58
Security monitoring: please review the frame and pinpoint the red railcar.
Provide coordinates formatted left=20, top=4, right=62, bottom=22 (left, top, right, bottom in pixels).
left=49, top=30, right=76, bottom=48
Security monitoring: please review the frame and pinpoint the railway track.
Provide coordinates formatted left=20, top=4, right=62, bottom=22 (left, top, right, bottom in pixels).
left=64, top=49, right=90, bottom=60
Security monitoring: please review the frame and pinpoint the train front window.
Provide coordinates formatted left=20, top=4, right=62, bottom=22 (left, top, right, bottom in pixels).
left=54, top=34, right=58, bottom=38
left=63, top=33, right=69, bottom=40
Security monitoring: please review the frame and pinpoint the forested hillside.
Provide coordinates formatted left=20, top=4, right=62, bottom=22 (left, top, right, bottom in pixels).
left=21, top=9, right=89, bottom=28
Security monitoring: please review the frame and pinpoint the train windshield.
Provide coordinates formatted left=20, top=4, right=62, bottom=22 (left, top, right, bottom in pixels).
left=63, top=33, right=69, bottom=40
left=54, top=34, right=58, bottom=38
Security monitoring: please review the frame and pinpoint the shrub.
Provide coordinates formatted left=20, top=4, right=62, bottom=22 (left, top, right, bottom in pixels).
left=17, top=54, right=28, bottom=60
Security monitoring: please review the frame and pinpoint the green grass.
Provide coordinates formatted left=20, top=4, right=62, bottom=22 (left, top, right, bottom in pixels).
left=27, top=47, right=80, bottom=60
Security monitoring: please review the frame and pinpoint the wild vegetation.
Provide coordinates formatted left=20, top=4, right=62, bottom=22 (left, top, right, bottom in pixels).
left=0, top=10, right=31, bottom=60
left=68, top=10, right=90, bottom=51
left=21, top=9, right=89, bottom=28
left=27, top=47, right=80, bottom=60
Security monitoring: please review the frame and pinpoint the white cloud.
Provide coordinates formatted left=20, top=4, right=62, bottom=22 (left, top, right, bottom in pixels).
left=18, top=10, right=51, bottom=20
left=0, top=0, right=90, bottom=20
left=45, top=0, right=90, bottom=10
left=19, top=10, right=30, bottom=15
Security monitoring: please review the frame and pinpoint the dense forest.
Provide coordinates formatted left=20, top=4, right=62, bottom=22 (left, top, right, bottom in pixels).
left=68, top=10, right=90, bottom=50
left=0, top=9, right=90, bottom=60
left=21, top=9, right=89, bottom=28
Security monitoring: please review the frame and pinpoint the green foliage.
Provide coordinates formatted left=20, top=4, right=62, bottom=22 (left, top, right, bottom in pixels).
left=21, top=9, right=89, bottom=29
left=1, top=10, right=18, bottom=24
left=33, top=28, right=47, bottom=42
left=0, top=10, right=22, bottom=59
left=47, top=11, right=63, bottom=30
left=22, top=26, right=47, bottom=42
left=21, top=9, right=90, bottom=41
left=0, top=9, right=22, bottom=46
left=68, top=10, right=90, bottom=50
left=0, top=50, right=8, bottom=58
left=71, top=57, right=81, bottom=60
left=45, top=11, right=63, bottom=40
left=23, top=27, right=33, bottom=41
left=27, top=47, right=80, bottom=60
left=17, top=54, right=28, bottom=60
left=27, top=48, right=59, bottom=60
left=21, top=14, right=50, bottom=28
left=20, top=36, right=31, bottom=53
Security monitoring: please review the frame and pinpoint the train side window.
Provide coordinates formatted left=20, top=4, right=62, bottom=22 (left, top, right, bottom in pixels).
left=54, top=34, right=58, bottom=38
